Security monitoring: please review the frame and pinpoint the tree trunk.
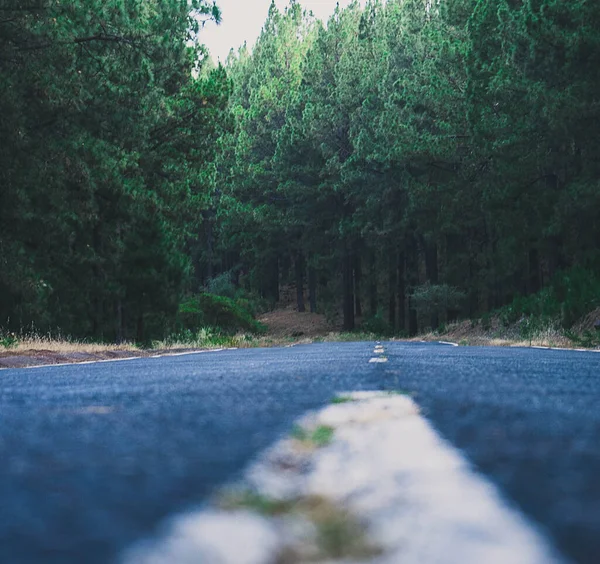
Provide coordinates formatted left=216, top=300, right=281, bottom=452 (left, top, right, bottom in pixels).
left=408, top=305, right=418, bottom=337
left=407, top=234, right=419, bottom=336
left=528, top=248, right=540, bottom=295
left=354, top=253, right=362, bottom=318
left=260, top=256, right=280, bottom=303
left=205, top=217, right=214, bottom=282
left=115, top=299, right=124, bottom=345
left=388, top=254, right=396, bottom=330
left=342, top=249, right=355, bottom=331
left=295, top=250, right=305, bottom=313
left=369, top=251, right=377, bottom=316
left=397, top=249, right=406, bottom=333
left=308, top=265, right=317, bottom=313
left=425, top=240, right=439, bottom=330
left=136, top=312, right=144, bottom=344
left=270, top=256, right=280, bottom=302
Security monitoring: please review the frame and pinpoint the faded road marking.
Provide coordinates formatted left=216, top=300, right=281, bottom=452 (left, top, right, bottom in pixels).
left=122, top=392, right=566, bottom=564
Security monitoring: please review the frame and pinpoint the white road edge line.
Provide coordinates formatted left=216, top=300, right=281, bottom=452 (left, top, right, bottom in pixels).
left=6, top=349, right=230, bottom=371
left=121, top=391, right=567, bottom=564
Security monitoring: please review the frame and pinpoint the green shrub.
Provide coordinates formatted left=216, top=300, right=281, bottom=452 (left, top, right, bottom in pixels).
left=360, top=313, right=394, bottom=336
left=498, top=266, right=600, bottom=330
left=206, top=272, right=237, bottom=299
left=177, top=293, right=264, bottom=334
left=410, top=283, right=466, bottom=319
left=233, top=291, right=270, bottom=317
left=553, top=266, right=600, bottom=327
left=565, top=329, right=600, bottom=348
left=481, top=312, right=492, bottom=331
left=0, top=331, right=19, bottom=349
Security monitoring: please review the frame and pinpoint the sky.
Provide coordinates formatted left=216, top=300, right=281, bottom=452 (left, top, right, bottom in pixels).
left=200, top=0, right=357, bottom=62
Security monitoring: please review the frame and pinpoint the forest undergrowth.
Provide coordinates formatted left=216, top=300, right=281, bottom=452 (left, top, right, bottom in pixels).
left=2, top=286, right=599, bottom=360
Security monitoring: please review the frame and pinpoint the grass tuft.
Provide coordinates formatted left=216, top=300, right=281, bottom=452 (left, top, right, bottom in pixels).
left=218, top=489, right=294, bottom=516
left=331, top=395, right=356, bottom=404
left=0, top=331, right=139, bottom=355
left=291, top=424, right=335, bottom=448
left=219, top=491, right=382, bottom=563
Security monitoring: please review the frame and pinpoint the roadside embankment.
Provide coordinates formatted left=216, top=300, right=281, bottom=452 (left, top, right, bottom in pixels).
left=0, top=345, right=210, bottom=370
left=417, top=309, right=600, bottom=350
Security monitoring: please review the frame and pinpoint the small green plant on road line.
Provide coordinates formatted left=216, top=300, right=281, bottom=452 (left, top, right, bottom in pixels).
left=291, top=425, right=335, bottom=448
left=218, top=489, right=293, bottom=516
left=331, top=395, right=356, bottom=404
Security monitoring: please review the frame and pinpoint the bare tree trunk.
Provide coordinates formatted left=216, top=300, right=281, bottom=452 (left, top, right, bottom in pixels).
left=308, top=264, right=317, bottom=313
left=295, top=250, right=305, bottom=312
left=342, top=249, right=355, bottom=331
left=528, top=248, right=540, bottom=295
left=369, top=251, right=377, bottom=316
left=425, top=240, right=439, bottom=330
left=397, top=249, right=406, bottom=333
left=407, top=234, right=419, bottom=336
left=388, top=254, right=397, bottom=330
left=408, top=306, right=418, bottom=337
left=206, top=219, right=214, bottom=282
left=115, top=299, right=124, bottom=345
left=354, top=253, right=362, bottom=318
left=260, top=256, right=280, bottom=303
left=136, top=312, right=144, bottom=344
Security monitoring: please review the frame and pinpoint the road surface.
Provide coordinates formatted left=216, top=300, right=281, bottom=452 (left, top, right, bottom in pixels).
left=0, top=342, right=598, bottom=563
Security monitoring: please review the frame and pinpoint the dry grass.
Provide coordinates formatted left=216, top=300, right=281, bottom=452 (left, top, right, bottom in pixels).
left=418, top=318, right=579, bottom=349
left=0, top=335, right=144, bottom=369
left=572, top=307, right=600, bottom=334
left=2, top=336, right=139, bottom=355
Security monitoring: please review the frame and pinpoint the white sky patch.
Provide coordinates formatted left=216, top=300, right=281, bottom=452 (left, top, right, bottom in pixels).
left=200, top=0, right=362, bottom=62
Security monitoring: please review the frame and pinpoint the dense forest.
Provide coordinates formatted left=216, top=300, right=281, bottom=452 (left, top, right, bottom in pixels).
left=2, top=0, right=600, bottom=342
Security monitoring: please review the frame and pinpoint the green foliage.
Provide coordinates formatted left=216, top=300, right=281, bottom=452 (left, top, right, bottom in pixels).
left=178, top=293, right=264, bottom=334
left=499, top=267, right=600, bottom=329
left=291, top=425, right=335, bottom=448
left=219, top=490, right=294, bottom=516
left=4, top=0, right=600, bottom=341
left=481, top=313, right=492, bottom=331
left=331, top=396, right=356, bottom=404
left=566, top=330, right=600, bottom=349
left=159, top=327, right=256, bottom=349
left=553, top=267, right=600, bottom=328
left=0, top=0, right=229, bottom=342
left=0, top=331, right=19, bottom=349
left=206, top=272, right=237, bottom=299
left=360, top=314, right=394, bottom=337
left=410, top=284, right=466, bottom=319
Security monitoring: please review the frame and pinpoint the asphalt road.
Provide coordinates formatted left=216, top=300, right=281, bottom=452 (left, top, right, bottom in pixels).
left=0, top=342, right=598, bottom=564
